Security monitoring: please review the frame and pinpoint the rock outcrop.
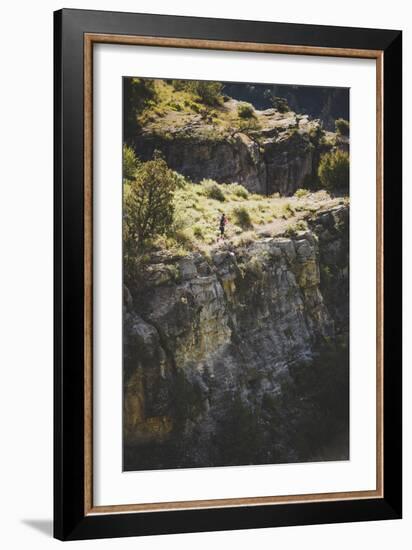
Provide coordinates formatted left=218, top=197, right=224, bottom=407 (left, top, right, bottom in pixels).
left=123, top=206, right=349, bottom=470
left=224, top=82, right=349, bottom=131
left=131, top=104, right=329, bottom=196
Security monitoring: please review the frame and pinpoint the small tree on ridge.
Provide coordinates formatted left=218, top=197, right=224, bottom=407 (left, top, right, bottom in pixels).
left=124, top=153, right=178, bottom=251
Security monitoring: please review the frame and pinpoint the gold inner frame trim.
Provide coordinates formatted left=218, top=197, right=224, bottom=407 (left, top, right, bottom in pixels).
left=84, top=33, right=384, bottom=515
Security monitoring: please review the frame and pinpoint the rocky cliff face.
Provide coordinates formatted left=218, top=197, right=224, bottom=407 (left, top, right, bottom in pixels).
left=223, top=82, right=349, bottom=131
left=123, top=205, right=349, bottom=470
left=132, top=103, right=329, bottom=196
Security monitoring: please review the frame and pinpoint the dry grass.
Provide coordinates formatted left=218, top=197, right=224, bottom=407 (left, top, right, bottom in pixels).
left=137, top=80, right=263, bottom=140
left=150, top=179, right=345, bottom=256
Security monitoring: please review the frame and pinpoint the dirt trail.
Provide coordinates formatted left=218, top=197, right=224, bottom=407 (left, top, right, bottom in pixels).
left=256, top=196, right=346, bottom=238
left=210, top=195, right=348, bottom=252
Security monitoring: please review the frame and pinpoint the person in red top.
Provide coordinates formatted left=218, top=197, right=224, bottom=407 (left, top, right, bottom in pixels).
left=219, top=212, right=228, bottom=239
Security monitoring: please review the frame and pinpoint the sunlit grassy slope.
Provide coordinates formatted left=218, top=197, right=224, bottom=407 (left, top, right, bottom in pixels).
left=150, top=180, right=347, bottom=256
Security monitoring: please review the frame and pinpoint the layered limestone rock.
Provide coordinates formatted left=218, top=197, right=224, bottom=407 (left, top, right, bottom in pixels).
left=131, top=104, right=329, bottom=196
left=123, top=206, right=349, bottom=468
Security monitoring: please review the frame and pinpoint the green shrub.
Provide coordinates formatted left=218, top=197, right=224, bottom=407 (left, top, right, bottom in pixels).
left=284, top=224, right=299, bottom=237
left=187, top=80, right=223, bottom=106
left=309, top=124, right=324, bottom=142
left=233, top=206, right=253, bottom=229
left=237, top=102, right=255, bottom=119
left=234, top=116, right=261, bottom=135
left=172, top=171, right=190, bottom=189
left=282, top=202, right=295, bottom=218
left=318, top=150, right=349, bottom=192
left=123, top=144, right=140, bottom=181
left=123, top=78, right=156, bottom=138
left=173, top=229, right=194, bottom=250
left=270, top=95, right=290, bottom=113
left=295, top=220, right=308, bottom=232
left=170, top=101, right=182, bottom=111
left=229, top=183, right=249, bottom=199
left=335, top=118, right=350, bottom=136
left=171, top=79, right=186, bottom=91
left=124, top=153, right=179, bottom=250
left=294, top=188, right=310, bottom=198
left=201, top=179, right=225, bottom=201
left=193, top=225, right=204, bottom=239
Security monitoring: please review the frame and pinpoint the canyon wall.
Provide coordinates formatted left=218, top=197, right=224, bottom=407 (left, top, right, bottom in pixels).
left=132, top=109, right=329, bottom=196
left=123, top=205, right=349, bottom=470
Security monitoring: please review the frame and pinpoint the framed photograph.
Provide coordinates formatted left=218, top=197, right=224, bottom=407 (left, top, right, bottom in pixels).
left=54, top=8, right=402, bottom=541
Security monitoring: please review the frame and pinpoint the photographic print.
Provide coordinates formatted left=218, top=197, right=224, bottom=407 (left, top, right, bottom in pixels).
left=54, top=11, right=402, bottom=539
left=122, top=77, right=350, bottom=472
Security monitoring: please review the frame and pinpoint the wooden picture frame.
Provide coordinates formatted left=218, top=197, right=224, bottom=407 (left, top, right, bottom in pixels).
left=54, top=8, right=402, bottom=540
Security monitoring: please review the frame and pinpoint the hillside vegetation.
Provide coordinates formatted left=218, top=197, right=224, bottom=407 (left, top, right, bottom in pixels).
left=123, top=78, right=349, bottom=257
left=130, top=78, right=263, bottom=140
left=160, top=180, right=346, bottom=253
left=122, top=78, right=351, bottom=471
